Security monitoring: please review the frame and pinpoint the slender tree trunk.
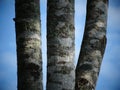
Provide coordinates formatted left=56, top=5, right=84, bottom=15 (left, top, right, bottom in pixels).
left=14, top=0, right=42, bottom=90
left=75, top=0, right=108, bottom=90
left=47, top=0, right=75, bottom=90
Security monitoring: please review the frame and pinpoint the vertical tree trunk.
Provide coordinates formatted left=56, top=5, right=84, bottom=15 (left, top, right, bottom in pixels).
left=14, top=0, right=42, bottom=90
left=47, top=0, right=75, bottom=90
left=75, top=0, right=108, bottom=90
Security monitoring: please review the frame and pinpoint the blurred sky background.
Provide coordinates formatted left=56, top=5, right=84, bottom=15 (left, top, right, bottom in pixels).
left=0, top=0, right=120, bottom=90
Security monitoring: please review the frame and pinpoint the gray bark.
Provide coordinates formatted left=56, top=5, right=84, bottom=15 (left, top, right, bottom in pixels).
left=75, top=0, right=108, bottom=90
left=14, top=0, right=43, bottom=90
left=47, top=0, right=75, bottom=90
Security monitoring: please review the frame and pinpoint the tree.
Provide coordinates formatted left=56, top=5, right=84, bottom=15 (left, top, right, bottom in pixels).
left=47, top=0, right=75, bottom=90
left=14, top=0, right=43, bottom=90
left=75, top=0, right=108, bottom=90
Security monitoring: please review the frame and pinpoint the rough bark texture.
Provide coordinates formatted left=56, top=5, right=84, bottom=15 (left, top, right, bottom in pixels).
left=75, top=0, right=108, bottom=90
left=14, top=0, right=43, bottom=90
left=47, top=0, right=75, bottom=90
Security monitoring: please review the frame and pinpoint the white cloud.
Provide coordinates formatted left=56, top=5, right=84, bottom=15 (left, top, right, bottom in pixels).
left=0, top=52, right=17, bottom=90
left=102, top=5, right=120, bottom=81
left=41, top=35, right=47, bottom=90
left=75, top=0, right=87, bottom=66
left=1, top=52, right=17, bottom=68
left=75, top=24, right=84, bottom=65
left=40, top=1, right=47, bottom=89
left=100, top=60, right=120, bottom=80
left=75, top=0, right=87, bottom=18
left=99, top=45, right=120, bottom=81
left=107, top=31, right=120, bottom=43
left=108, top=6, right=120, bottom=30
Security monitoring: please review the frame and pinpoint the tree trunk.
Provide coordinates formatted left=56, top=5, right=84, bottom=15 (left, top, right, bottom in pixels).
left=47, top=0, right=75, bottom=90
left=14, top=0, right=42, bottom=90
left=75, top=0, right=108, bottom=90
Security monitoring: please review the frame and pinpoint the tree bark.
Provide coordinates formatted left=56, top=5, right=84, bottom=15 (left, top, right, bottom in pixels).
left=14, top=0, right=43, bottom=90
left=75, top=0, right=108, bottom=90
left=47, top=0, right=75, bottom=90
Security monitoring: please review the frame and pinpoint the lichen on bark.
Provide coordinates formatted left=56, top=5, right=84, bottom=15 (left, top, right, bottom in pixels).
left=14, top=0, right=43, bottom=90
left=47, top=0, right=75, bottom=90
left=75, top=0, right=108, bottom=90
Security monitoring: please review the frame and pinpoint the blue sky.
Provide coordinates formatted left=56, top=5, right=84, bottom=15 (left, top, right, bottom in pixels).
left=0, top=0, right=120, bottom=90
